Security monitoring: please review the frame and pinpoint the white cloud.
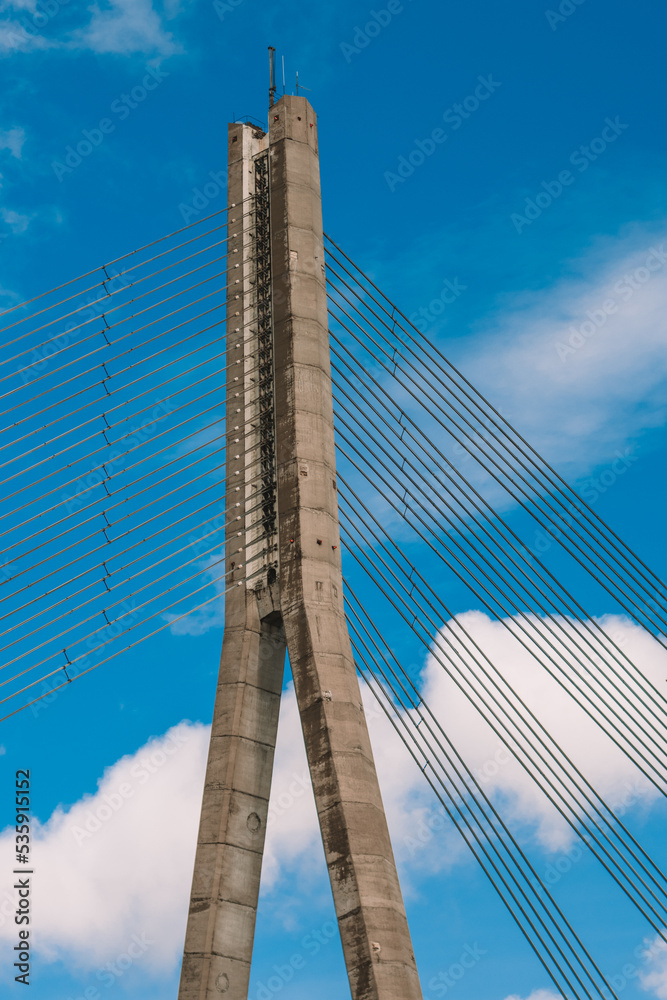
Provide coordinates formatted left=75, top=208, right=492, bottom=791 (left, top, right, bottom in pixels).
left=639, top=933, right=667, bottom=999
left=0, top=18, right=50, bottom=53
left=362, top=682, right=469, bottom=878
left=0, top=686, right=458, bottom=971
left=459, top=233, right=667, bottom=477
left=335, top=227, right=667, bottom=527
left=0, top=722, right=207, bottom=972
left=72, top=0, right=180, bottom=57
left=0, top=0, right=181, bottom=57
left=0, top=126, right=25, bottom=159
left=260, top=684, right=321, bottom=893
left=0, top=206, right=30, bottom=233
left=422, top=611, right=665, bottom=851
left=1, top=613, right=663, bottom=977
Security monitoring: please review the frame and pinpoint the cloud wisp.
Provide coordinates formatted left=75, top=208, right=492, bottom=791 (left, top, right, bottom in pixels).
left=0, top=126, right=26, bottom=158
left=457, top=230, right=667, bottom=477
left=0, top=0, right=181, bottom=58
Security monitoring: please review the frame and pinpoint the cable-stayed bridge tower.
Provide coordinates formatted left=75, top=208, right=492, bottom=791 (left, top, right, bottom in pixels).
left=177, top=95, right=423, bottom=1000
left=2, top=60, right=667, bottom=1000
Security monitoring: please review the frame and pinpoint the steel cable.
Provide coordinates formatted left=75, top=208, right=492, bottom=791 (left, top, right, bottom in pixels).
left=347, top=600, right=619, bottom=1000
left=338, top=506, right=667, bottom=934
left=0, top=534, right=271, bottom=696
left=329, top=345, right=667, bottom=732
left=326, top=270, right=667, bottom=639
left=0, top=433, right=269, bottom=616
left=0, top=198, right=253, bottom=337
left=0, top=504, right=272, bottom=674
left=0, top=446, right=270, bottom=645
left=339, top=485, right=667, bottom=898
left=336, top=429, right=667, bottom=791
left=324, top=235, right=667, bottom=617
left=0, top=376, right=266, bottom=567
left=0, top=559, right=267, bottom=723
left=331, top=369, right=667, bottom=759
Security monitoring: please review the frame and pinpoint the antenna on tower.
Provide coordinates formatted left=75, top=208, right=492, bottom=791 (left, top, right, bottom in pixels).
left=268, top=46, right=277, bottom=108
left=282, top=55, right=286, bottom=95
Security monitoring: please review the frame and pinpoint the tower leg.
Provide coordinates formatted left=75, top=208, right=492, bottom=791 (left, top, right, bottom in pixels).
left=271, top=95, right=423, bottom=1000
left=178, top=116, right=285, bottom=1000
left=178, top=596, right=285, bottom=1000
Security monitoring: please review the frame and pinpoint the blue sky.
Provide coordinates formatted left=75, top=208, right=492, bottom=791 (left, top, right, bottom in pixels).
left=1, top=0, right=667, bottom=998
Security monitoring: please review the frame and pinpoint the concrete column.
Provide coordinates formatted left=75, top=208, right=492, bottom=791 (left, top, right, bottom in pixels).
left=271, top=95, right=423, bottom=1000
left=178, top=122, right=286, bottom=1000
